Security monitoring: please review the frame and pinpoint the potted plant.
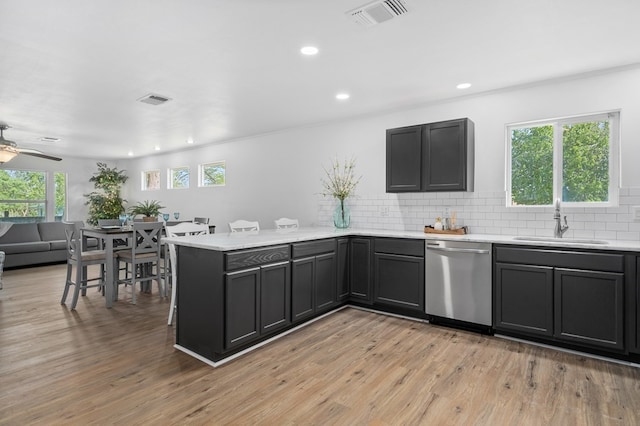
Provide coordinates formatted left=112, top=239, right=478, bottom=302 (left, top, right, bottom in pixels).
left=129, top=200, right=165, bottom=222
left=84, top=162, right=128, bottom=226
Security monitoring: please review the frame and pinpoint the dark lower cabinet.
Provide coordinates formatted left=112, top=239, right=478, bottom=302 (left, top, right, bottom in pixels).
left=316, top=252, right=337, bottom=311
left=494, top=245, right=627, bottom=353
left=374, top=252, right=424, bottom=312
left=494, top=263, right=553, bottom=336
left=225, top=260, right=292, bottom=350
left=373, top=238, right=425, bottom=314
left=260, top=261, right=291, bottom=334
left=225, top=268, right=260, bottom=349
left=554, top=268, right=624, bottom=350
left=350, top=238, right=372, bottom=303
left=291, top=239, right=337, bottom=323
left=336, top=238, right=350, bottom=302
left=292, top=257, right=314, bottom=322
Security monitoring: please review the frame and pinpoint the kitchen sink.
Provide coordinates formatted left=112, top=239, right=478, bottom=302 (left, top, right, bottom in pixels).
left=512, top=236, right=609, bottom=245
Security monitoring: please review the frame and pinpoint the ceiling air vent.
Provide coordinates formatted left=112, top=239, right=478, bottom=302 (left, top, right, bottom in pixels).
left=137, top=93, right=172, bottom=106
left=346, top=0, right=409, bottom=27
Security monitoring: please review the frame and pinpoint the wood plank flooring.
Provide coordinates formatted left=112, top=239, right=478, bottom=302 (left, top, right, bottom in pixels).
left=1, top=263, right=639, bottom=425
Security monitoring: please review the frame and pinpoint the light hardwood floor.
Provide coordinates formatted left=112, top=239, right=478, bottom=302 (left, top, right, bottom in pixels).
left=1, top=263, right=639, bottom=425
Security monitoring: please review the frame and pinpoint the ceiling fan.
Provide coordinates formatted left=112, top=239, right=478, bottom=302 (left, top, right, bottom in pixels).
left=0, top=125, right=62, bottom=164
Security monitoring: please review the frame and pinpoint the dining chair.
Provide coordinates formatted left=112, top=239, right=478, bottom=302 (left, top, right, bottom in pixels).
left=274, top=217, right=299, bottom=229
left=193, top=217, right=210, bottom=225
left=61, top=221, right=113, bottom=310
left=116, top=221, right=164, bottom=304
left=165, top=222, right=210, bottom=325
left=229, top=219, right=260, bottom=232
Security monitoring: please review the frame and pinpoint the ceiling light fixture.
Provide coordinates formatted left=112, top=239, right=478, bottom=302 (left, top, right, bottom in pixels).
left=336, top=93, right=350, bottom=100
left=128, top=151, right=134, bottom=156
left=300, top=46, right=319, bottom=55
left=186, top=138, right=194, bottom=144
left=456, top=83, right=472, bottom=89
left=154, top=146, right=161, bottom=151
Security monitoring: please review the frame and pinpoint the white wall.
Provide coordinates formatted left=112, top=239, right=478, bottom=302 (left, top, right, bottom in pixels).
left=120, top=65, right=640, bottom=236
left=6, top=65, right=638, bottom=233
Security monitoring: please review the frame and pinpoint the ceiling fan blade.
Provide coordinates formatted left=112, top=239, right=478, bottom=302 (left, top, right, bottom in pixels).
left=18, top=148, right=62, bottom=161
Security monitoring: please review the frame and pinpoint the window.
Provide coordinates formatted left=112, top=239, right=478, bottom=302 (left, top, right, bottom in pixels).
left=169, top=166, right=190, bottom=189
left=142, top=170, right=160, bottom=191
left=0, top=169, right=67, bottom=222
left=507, top=111, right=619, bottom=207
left=199, top=161, right=226, bottom=187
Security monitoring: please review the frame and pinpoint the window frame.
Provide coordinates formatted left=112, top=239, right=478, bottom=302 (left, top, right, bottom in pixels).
left=505, top=110, right=620, bottom=208
left=168, top=166, right=190, bottom=190
left=198, top=161, right=226, bottom=187
left=0, top=169, right=66, bottom=222
left=141, top=170, right=161, bottom=191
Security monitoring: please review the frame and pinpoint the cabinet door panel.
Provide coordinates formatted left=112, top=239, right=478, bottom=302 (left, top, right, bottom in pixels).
left=336, top=238, right=350, bottom=302
left=494, top=263, right=553, bottom=336
left=292, top=257, right=315, bottom=322
left=260, top=262, right=291, bottom=334
left=423, top=120, right=467, bottom=191
left=386, top=126, right=423, bottom=192
left=554, top=268, right=624, bottom=350
left=315, top=252, right=336, bottom=311
left=374, top=253, right=424, bottom=311
left=350, top=238, right=372, bottom=303
left=225, top=268, right=260, bottom=349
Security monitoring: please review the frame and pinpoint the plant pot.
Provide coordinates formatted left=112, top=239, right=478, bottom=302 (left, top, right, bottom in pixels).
left=142, top=216, right=157, bottom=222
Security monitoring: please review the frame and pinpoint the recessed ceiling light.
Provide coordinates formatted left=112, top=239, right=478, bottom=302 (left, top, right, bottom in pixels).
left=456, top=83, right=472, bottom=89
left=128, top=151, right=134, bottom=156
left=186, top=138, right=194, bottom=145
left=301, top=46, right=319, bottom=55
left=336, top=93, right=350, bottom=100
left=154, top=146, right=161, bottom=151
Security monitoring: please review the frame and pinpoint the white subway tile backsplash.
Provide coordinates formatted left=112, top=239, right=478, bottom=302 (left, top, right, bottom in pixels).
left=319, top=187, right=640, bottom=241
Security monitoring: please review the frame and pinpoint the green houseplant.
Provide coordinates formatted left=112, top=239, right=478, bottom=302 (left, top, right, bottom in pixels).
left=129, top=200, right=165, bottom=221
left=84, top=162, right=128, bottom=226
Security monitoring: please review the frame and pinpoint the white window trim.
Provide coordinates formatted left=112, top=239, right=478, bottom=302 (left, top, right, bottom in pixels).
left=505, top=110, right=620, bottom=208
left=141, top=170, right=161, bottom=191
left=198, top=160, right=226, bottom=188
left=168, top=166, right=190, bottom=190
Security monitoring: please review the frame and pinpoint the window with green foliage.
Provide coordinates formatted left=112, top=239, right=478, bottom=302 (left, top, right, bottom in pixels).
left=199, top=161, right=225, bottom=187
left=507, top=112, right=619, bottom=207
left=168, top=166, right=189, bottom=189
left=0, top=169, right=66, bottom=222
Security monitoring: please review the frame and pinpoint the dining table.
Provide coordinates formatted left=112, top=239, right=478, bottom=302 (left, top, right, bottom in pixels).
left=82, top=226, right=133, bottom=308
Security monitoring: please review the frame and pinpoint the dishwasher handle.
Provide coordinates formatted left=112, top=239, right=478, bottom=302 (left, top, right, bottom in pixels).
left=426, top=245, right=490, bottom=255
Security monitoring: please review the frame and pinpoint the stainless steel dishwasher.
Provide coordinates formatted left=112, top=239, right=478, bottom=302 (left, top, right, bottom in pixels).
left=425, top=240, right=492, bottom=332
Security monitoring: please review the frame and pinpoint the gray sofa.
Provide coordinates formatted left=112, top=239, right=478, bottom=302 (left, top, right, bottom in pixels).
left=0, top=222, right=95, bottom=268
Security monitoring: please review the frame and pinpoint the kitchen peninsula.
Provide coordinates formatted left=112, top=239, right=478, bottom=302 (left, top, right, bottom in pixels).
left=165, top=228, right=640, bottom=367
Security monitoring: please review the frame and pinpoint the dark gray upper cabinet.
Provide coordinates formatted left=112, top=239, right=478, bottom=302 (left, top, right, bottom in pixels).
left=386, top=118, right=474, bottom=193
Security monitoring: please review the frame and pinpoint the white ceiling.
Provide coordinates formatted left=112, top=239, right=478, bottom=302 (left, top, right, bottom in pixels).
left=1, top=0, right=640, bottom=160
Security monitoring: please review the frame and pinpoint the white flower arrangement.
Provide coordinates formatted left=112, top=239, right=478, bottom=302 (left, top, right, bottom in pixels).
left=320, top=157, right=361, bottom=201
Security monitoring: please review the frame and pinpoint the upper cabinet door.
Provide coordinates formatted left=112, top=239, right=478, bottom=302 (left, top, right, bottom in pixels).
left=423, top=118, right=473, bottom=192
left=386, top=125, right=423, bottom=192
left=386, top=118, right=474, bottom=193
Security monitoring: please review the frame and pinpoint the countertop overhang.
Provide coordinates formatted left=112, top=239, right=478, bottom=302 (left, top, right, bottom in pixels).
left=164, top=227, right=640, bottom=253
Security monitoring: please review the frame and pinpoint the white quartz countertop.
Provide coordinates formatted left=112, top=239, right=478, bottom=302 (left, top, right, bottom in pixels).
left=164, top=226, right=640, bottom=253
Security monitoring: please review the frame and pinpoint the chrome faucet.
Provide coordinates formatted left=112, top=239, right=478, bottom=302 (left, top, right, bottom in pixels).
left=553, top=198, right=569, bottom=238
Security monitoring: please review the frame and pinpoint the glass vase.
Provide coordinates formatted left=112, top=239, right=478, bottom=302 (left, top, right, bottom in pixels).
left=333, top=199, right=351, bottom=229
